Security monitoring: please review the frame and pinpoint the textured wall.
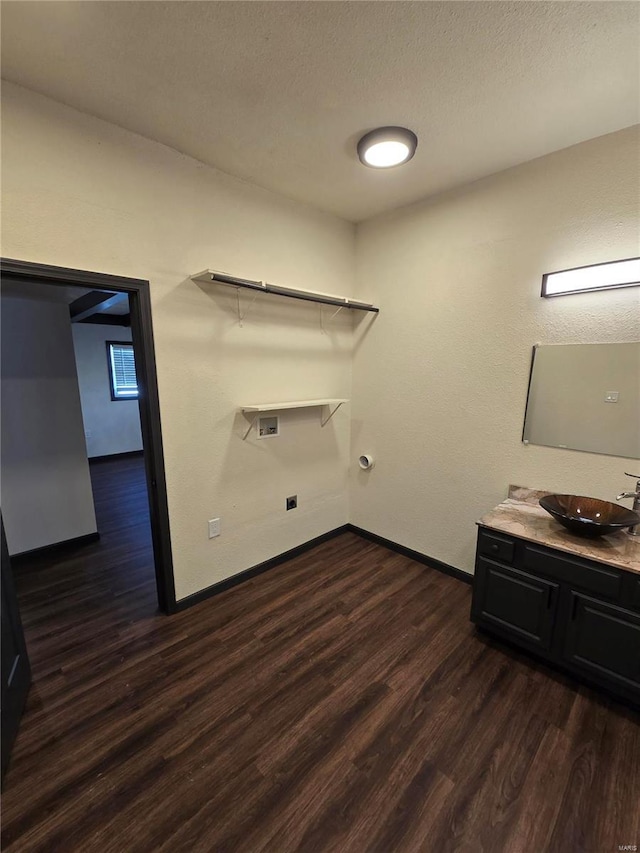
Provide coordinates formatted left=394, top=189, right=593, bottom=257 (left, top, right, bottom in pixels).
left=1, top=83, right=355, bottom=599
left=72, top=323, right=143, bottom=458
left=3, top=82, right=638, bottom=590
left=351, top=127, right=640, bottom=576
left=1, top=295, right=97, bottom=554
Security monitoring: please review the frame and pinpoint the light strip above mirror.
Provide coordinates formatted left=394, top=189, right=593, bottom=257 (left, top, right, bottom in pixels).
left=541, top=257, right=640, bottom=297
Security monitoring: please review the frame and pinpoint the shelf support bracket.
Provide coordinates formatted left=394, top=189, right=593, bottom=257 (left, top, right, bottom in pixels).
left=321, top=401, right=344, bottom=427
left=242, top=414, right=258, bottom=440
left=236, top=288, right=259, bottom=326
left=320, top=304, right=345, bottom=334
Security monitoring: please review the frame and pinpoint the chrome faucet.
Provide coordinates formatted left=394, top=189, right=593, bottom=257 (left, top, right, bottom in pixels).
left=617, top=472, right=640, bottom=536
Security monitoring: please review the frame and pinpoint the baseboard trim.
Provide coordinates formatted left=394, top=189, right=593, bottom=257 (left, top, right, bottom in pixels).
left=175, top=522, right=471, bottom=612
left=174, top=524, right=350, bottom=612
left=347, top=524, right=473, bottom=585
left=89, top=450, right=144, bottom=463
left=11, top=532, right=100, bottom=564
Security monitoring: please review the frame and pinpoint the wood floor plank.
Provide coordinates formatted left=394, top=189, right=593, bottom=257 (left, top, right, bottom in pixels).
left=2, top=456, right=639, bottom=853
left=497, top=723, right=575, bottom=853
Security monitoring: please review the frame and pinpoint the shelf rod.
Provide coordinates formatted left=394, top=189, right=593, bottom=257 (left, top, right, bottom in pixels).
left=196, top=271, right=379, bottom=313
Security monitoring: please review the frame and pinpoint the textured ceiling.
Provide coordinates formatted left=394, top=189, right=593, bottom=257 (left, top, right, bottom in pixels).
left=1, top=283, right=129, bottom=314
left=2, top=1, right=639, bottom=222
left=1, top=282, right=91, bottom=305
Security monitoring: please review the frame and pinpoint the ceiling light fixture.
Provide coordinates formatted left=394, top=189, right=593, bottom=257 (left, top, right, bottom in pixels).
left=541, top=257, right=640, bottom=297
left=357, top=126, right=418, bottom=169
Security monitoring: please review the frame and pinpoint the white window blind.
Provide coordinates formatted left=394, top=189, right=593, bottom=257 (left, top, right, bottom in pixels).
left=108, top=342, right=138, bottom=399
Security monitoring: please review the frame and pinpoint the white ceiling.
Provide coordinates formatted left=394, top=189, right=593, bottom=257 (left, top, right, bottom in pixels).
left=1, top=282, right=129, bottom=315
left=2, top=1, right=639, bottom=222
left=1, top=282, right=91, bottom=305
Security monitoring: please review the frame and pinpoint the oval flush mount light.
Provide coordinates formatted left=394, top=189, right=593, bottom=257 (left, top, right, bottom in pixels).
left=357, top=126, right=418, bottom=168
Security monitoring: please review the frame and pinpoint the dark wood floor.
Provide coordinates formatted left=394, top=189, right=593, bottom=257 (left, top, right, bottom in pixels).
left=2, top=457, right=639, bottom=852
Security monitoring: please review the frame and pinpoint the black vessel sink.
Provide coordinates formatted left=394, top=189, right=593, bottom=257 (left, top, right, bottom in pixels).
left=539, top=494, right=640, bottom=537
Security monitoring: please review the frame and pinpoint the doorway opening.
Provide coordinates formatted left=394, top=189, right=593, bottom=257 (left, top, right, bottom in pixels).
left=0, top=258, right=176, bottom=614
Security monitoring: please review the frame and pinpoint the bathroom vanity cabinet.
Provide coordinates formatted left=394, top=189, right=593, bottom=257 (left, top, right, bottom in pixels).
left=471, top=493, right=640, bottom=707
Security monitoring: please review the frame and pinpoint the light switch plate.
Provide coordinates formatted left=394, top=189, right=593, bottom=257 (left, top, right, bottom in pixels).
left=604, top=391, right=619, bottom=403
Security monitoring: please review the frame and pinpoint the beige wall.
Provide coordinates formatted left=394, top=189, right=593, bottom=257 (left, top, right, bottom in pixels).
left=351, top=127, right=640, bottom=576
left=3, top=82, right=638, bottom=590
left=72, top=323, right=144, bottom=458
left=1, top=83, right=356, bottom=599
left=1, top=295, right=97, bottom=555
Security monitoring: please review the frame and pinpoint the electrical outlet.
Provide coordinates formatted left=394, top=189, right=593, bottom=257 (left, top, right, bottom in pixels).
left=286, top=495, right=297, bottom=511
left=208, top=518, right=221, bottom=538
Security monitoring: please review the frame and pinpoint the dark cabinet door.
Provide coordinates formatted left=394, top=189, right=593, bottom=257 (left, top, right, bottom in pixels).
left=1, top=514, right=31, bottom=784
left=563, top=593, right=640, bottom=692
left=472, top=558, right=558, bottom=650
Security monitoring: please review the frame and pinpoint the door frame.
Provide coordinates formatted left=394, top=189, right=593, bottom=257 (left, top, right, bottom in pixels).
left=1, top=257, right=177, bottom=613
left=1, top=512, right=32, bottom=784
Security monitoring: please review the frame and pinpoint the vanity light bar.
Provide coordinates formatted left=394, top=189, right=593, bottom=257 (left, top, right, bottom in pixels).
left=541, top=257, right=640, bottom=297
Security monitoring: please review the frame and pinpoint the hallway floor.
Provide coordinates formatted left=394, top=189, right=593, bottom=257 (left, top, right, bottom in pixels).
left=2, top=456, right=639, bottom=852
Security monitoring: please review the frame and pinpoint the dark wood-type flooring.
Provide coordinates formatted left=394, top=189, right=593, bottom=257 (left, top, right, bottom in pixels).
left=2, top=457, right=639, bottom=852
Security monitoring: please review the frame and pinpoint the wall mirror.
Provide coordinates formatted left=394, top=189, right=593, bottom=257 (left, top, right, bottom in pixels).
left=522, top=342, right=640, bottom=459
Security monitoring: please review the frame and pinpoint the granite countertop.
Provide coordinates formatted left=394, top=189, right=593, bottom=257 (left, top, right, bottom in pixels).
left=477, top=485, right=640, bottom=575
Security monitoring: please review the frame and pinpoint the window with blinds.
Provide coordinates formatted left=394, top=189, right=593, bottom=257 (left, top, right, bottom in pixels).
left=107, top=342, right=139, bottom=400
